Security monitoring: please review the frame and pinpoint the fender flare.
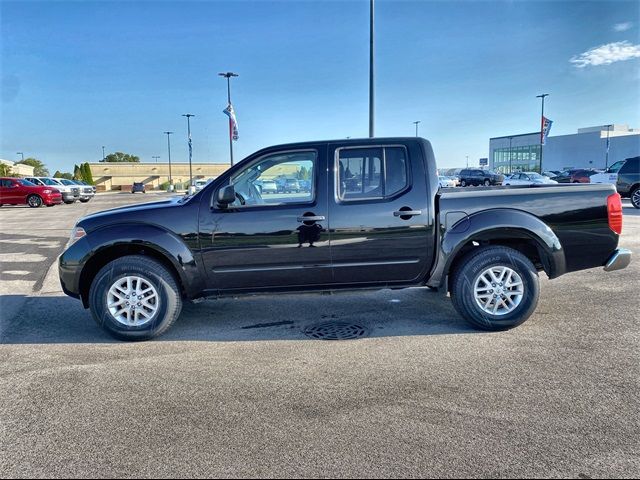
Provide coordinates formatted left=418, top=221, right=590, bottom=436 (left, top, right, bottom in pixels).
left=427, top=208, right=566, bottom=288
left=79, top=223, right=205, bottom=300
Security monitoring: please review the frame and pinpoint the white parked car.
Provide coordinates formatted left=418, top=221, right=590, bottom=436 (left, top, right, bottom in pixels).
left=438, top=176, right=457, bottom=188
left=589, top=160, right=627, bottom=186
left=25, top=176, right=80, bottom=204
left=194, top=178, right=214, bottom=192
left=504, top=172, right=558, bottom=186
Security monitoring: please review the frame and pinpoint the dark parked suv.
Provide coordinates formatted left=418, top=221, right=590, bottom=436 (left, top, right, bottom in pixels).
left=459, top=169, right=504, bottom=187
left=615, top=156, right=639, bottom=208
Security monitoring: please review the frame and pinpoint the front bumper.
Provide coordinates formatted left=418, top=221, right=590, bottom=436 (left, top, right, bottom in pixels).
left=604, top=248, right=632, bottom=272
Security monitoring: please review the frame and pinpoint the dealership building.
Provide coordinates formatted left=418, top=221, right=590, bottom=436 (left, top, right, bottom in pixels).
left=88, top=162, right=230, bottom=191
left=489, top=124, right=640, bottom=174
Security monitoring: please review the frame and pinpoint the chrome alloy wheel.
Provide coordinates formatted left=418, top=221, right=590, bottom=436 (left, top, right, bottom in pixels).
left=473, top=266, right=524, bottom=316
left=107, top=276, right=160, bottom=326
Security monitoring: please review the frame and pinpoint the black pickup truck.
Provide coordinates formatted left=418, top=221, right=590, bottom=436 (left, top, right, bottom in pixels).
left=59, top=138, right=631, bottom=340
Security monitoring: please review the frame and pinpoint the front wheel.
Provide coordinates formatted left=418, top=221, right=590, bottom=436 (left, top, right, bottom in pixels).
left=460, top=180, right=467, bottom=187
left=27, top=194, right=43, bottom=208
left=80, top=199, right=91, bottom=203
left=484, top=179, right=491, bottom=187
left=88, top=255, right=183, bottom=341
left=631, top=186, right=640, bottom=209
left=451, top=246, right=539, bottom=331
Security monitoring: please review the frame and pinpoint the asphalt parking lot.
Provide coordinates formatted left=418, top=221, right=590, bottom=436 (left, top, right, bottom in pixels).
left=1, top=193, right=639, bottom=478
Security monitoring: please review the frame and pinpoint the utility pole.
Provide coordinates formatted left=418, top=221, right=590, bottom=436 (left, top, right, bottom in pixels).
left=536, top=93, right=549, bottom=173
left=219, top=72, right=239, bottom=166
left=102, top=146, right=105, bottom=162
left=164, top=132, right=173, bottom=191
left=182, top=114, right=195, bottom=191
left=605, top=124, right=613, bottom=169
left=466, top=155, right=469, bottom=168
left=413, top=121, right=421, bottom=137
left=369, top=0, right=375, bottom=138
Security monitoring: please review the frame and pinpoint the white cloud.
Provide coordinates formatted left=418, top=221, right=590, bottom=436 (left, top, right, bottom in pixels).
left=614, top=22, right=633, bottom=32
left=570, top=41, right=640, bottom=68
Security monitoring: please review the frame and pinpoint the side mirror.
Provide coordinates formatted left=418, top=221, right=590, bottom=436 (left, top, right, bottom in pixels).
left=215, top=184, right=236, bottom=208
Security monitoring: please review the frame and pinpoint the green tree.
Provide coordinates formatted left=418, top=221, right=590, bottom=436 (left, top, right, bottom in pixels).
left=101, top=152, right=140, bottom=163
left=73, top=164, right=81, bottom=180
left=297, top=166, right=310, bottom=180
left=16, top=157, right=49, bottom=176
left=82, top=162, right=94, bottom=184
left=0, top=163, right=12, bottom=176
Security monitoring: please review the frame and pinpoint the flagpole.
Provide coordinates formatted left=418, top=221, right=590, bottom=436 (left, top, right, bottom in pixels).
left=219, top=72, right=239, bottom=166
left=536, top=93, right=549, bottom=173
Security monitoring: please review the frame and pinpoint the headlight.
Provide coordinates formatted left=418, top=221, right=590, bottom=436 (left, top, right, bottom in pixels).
left=68, top=226, right=87, bottom=246
left=43, top=189, right=52, bottom=194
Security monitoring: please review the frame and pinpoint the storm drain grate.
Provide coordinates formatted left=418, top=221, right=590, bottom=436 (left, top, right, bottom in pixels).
left=303, top=321, right=369, bottom=341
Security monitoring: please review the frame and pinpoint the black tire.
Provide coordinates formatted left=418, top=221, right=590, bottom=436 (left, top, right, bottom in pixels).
left=630, top=186, right=640, bottom=209
left=460, top=180, right=467, bottom=187
left=80, top=199, right=90, bottom=203
left=46, top=204, right=55, bottom=207
left=88, top=255, right=183, bottom=341
left=27, top=194, right=43, bottom=208
left=450, top=246, right=539, bottom=331
left=64, top=200, right=76, bottom=204
left=484, top=179, right=491, bottom=187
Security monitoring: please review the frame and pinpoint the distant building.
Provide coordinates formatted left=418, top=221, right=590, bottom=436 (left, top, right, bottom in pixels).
left=89, top=162, right=230, bottom=191
left=0, top=159, right=35, bottom=176
left=489, top=124, right=640, bottom=174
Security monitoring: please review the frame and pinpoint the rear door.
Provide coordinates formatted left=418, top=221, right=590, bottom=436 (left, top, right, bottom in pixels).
left=327, top=141, right=434, bottom=285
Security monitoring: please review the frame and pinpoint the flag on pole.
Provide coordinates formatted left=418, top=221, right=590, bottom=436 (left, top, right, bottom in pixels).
left=541, top=116, right=553, bottom=145
left=223, top=103, right=239, bottom=141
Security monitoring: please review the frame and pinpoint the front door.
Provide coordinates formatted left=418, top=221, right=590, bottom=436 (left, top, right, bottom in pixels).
left=199, top=147, right=331, bottom=292
left=327, top=142, right=434, bottom=285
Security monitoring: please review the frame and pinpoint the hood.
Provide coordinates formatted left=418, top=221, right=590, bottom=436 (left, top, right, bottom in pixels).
left=77, top=196, right=184, bottom=232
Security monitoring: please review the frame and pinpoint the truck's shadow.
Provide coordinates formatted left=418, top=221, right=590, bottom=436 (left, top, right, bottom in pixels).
left=0, top=288, right=479, bottom=345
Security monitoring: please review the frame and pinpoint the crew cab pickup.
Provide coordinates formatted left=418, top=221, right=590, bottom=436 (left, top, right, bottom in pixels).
left=59, top=138, right=631, bottom=340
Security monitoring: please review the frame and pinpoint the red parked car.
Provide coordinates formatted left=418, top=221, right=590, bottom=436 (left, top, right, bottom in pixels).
left=0, top=177, right=63, bottom=208
left=553, top=169, right=600, bottom=184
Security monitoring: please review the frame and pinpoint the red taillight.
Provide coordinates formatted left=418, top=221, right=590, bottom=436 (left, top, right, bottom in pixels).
left=607, top=193, right=623, bottom=235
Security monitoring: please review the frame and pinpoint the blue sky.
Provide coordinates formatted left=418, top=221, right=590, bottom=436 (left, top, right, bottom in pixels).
left=1, top=0, right=639, bottom=173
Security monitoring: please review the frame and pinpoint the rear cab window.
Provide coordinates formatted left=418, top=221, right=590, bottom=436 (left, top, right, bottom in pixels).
left=336, top=146, right=409, bottom=202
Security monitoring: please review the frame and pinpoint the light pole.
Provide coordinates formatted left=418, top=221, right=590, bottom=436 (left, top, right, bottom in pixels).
left=102, top=146, right=105, bottom=162
left=219, top=72, right=238, bottom=166
left=536, top=93, right=549, bottom=173
left=164, top=132, right=173, bottom=191
left=466, top=155, right=469, bottom=168
left=152, top=156, right=160, bottom=163
left=413, top=121, right=421, bottom=137
left=605, top=124, right=613, bottom=169
left=16, top=152, right=24, bottom=162
left=369, top=0, right=375, bottom=138
left=182, top=114, right=195, bottom=190
left=508, top=136, right=513, bottom=174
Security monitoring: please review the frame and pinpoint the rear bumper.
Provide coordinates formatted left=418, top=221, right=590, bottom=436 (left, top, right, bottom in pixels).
left=604, top=248, right=632, bottom=272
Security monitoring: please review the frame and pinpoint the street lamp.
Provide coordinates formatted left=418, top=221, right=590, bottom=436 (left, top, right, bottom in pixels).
left=369, top=0, right=375, bottom=138
left=152, top=156, right=160, bottom=163
left=536, top=93, right=549, bottom=173
left=605, top=124, right=613, bottom=169
left=508, top=136, right=513, bottom=174
left=466, top=155, right=469, bottom=168
left=164, top=132, right=174, bottom=191
left=182, top=114, right=195, bottom=191
left=16, top=152, right=24, bottom=162
left=102, top=146, right=105, bottom=162
left=413, top=121, right=421, bottom=137
left=218, top=72, right=239, bottom=166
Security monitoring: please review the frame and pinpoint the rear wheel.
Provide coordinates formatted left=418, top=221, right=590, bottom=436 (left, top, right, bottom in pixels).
left=80, top=198, right=90, bottom=203
left=88, top=255, right=183, bottom=341
left=484, top=179, right=491, bottom=187
left=27, top=194, right=43, bottom=208
left=631, top=186, right=640, bottom=209
left=461, top=180, right=467, bottom=187
left=451, top=246, right=539, bottom=331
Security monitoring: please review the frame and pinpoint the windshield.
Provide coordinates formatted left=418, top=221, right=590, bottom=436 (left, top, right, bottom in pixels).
left=40, top=178, right=60, bottom=186
left=606, top=160, right=626, bottom=173
left=60, top=179, right=76, bottom=185
left=18, top=179, right=36, bottom=186
left=527, top=173, right=545, bottom=180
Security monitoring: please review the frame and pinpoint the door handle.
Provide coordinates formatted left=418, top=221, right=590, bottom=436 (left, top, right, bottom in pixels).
left=393, top=210, right=422, bottom=217
left=297, top=215, right=325, bottom=222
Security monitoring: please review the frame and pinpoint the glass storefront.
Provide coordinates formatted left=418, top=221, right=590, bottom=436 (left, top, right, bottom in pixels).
left=492, top=145, right=542, bottom=174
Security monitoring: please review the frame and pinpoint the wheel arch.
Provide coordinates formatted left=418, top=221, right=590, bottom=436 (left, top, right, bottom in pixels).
left=427, top=208, right=566, bottom=290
